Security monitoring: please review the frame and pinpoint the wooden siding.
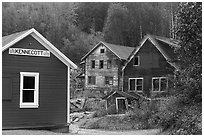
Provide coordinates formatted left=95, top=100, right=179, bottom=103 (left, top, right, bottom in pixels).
left=2, top=35, right=67, bottom=127
left=123, top=40, right=174, bottom=97
left=85, top=43, right=121, bottom=92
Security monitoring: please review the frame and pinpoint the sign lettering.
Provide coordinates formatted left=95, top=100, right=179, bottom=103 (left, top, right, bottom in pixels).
left=9, top=48, right=50, bottom=57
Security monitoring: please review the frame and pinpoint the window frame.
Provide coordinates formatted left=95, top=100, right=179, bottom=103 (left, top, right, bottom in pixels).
left=133, top=56, right=140, bottom=66
left=99, top=60, right=104, bottom=69
left=91, top=60, right=95, bottom=69
left=129, top=78, right=136, bottom=91
left=88, top=76, right=96, bottom=85
left=128, top=78, right=143, bottom=92
left=105, top=76, right=113, bottom=85
left=100, top=48, right=105, bottom=54
left=107, top=60, right=112, bottom=69
left=152, top=77, right=168, bottom=92
left=20, top=72, right=39, bottom=108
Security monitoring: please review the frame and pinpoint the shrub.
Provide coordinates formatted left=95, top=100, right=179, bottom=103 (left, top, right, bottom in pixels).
left=154, top=95, right=202, bottom=135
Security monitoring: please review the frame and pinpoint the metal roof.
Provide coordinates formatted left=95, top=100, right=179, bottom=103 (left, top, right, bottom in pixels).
left=122, top=34, right=180, bottom=71
left=102, top=91, right=140, bottom=100
left=81, top=41, right=135, bottom=61
left=2, top=29, right=30, bottom=48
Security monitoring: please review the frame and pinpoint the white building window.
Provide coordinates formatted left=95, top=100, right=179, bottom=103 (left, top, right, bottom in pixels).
left=20, top=72, right=39, bottom=108
left=152, top=77, right=168, bottom=92
left=129, top=78, right=143, bottom=92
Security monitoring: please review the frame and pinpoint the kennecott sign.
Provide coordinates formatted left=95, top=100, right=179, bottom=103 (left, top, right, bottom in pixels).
left=9, top=48, right=50, bottom=57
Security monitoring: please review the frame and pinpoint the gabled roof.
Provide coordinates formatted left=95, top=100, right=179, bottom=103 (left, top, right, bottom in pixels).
left=122, top=34, right=180, bottom=71
left=102, top=91, right=140, bottom=100
left=81, top=41, right=135, bottom=61
left=2, top=28, right=77, bottom=69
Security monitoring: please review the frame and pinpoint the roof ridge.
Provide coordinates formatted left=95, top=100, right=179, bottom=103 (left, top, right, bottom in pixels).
left=102, top=41, right=134, bottom=49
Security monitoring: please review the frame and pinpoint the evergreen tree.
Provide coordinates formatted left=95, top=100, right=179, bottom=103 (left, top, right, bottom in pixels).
left=174, top=2, right=202, bottom=103
left=103, top=3, right=129, bottom=46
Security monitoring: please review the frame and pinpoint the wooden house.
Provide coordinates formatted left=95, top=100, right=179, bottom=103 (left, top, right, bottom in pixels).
left=95, top=35, right=180, bottom=113
left=81, top=41, right=135, bottom=95
left=2, top=28, right=77, bottom=129
left=122, top=34, right=180, bottom=98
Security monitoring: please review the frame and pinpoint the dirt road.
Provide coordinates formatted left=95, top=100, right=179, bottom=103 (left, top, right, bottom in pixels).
left=77, top=128, right=161, bottom=135
left=3, top=128, right=161, bottom=135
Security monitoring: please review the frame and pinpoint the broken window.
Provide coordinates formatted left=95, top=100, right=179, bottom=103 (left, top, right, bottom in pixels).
left=88, top=76, right=96, bottom=85
left=133, top=56, right=140, bottom=66
left=129, top=79, right=136, bottom=91
left=99, top=60, right=104, bottom=69
left=107, top=60, right=112, bottom=69
left=100, top=48, right=105, bottom=53
left=152, top=77, right=168, bottom=92
left=105, top=76, right=113, bottom=85
left=161, top=78, right=168, bottom=91
left=91, top=60, right=95, bottom=69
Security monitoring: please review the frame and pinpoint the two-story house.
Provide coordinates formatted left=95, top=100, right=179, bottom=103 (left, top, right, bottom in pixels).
left=122, top=34, right=180, bottom=97
left=102, top=34, right=180, bottom=113
left=81, top=41, right=135, bottom=95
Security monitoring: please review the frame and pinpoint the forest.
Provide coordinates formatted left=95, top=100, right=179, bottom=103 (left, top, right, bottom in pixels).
left=2, top=2, right=179, bottom=65
left=2, top=2, right=202, bottom=135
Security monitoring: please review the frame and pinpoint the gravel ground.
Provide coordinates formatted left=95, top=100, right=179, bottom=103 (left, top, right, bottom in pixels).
left=2, top=128, right=161, bottom=135
left=77, top=128, right=161, bottom=135
left=2, top=130, right=69, bottom=135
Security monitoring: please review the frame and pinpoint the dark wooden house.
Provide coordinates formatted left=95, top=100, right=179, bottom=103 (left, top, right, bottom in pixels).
left=98, top=35, right=180, bottom=113
left=2, top=28, right=77, bottom=129
left=122, top=34, right=180, bottom=98
left=81, top=41, right=135, bottom=95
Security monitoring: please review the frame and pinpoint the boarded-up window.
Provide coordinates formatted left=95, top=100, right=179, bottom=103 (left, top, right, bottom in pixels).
left=107, top=60, right=112, bottom=69
left=88, top=76, right=96, bottom=85
left=2, top=78, right=12, bottom=100
left=105, top=76, right=113, bottom=85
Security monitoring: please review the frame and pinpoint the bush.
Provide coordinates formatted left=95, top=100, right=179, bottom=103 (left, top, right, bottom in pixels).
left=82, top=98, right=105, bottom=111
left=154, top=95, right=202, bottom=135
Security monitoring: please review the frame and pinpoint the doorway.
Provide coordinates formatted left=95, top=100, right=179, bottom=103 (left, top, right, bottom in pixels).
left=116, top=97, right=127, bottom=114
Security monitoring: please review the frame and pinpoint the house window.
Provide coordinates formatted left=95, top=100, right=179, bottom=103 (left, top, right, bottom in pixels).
left=129, top=78, right=143, bottom=92
left=129, top=79, right=136, bottom=91
left=20, top=72, right=39, bottom=108
left=133, top=56, right=140, bottom=66
left=99, top=60, right=104, bottom=69
left=91, top=60, right=95, bottom=69
left=100, top=48, right=105, bottom=53
left=136, top=78, right=143, bottom=91
left=152, top=77, right=168, bottom=92
left=107, top=60, right=112, bottom=69
left=88, top=76, right=96, bottom=85
left=105, top=76, right=113, bottom=85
